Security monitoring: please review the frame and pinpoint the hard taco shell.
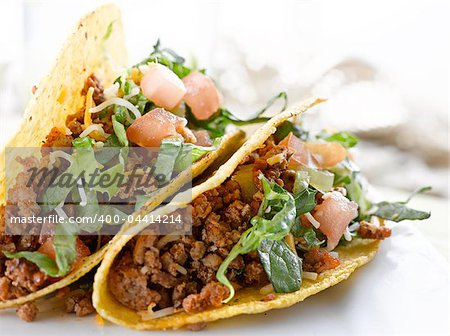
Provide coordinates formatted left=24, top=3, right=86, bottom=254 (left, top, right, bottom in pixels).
left=90, top=97, right=379, bottom=331
left=0, top=4, right=245, bottom=310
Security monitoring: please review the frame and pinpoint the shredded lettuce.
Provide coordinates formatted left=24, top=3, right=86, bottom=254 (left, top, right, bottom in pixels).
left=216, top=175, right=296, bottom=302
left=112, top=115, right=129, bottom=147
left=3, top=220, right=77, bottom=277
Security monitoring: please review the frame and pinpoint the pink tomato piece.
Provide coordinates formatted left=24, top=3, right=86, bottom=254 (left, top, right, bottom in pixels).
left=126, top=108, right=190, bottom=147
left=140, top=63, right=186, bottom=110
left=312, top=191, right=358, bottom=250
left=308, top=142, right=347, bottom=168
left=182, top=71, right=222, bottom=120
left=279, top=132, right=317, bottom=169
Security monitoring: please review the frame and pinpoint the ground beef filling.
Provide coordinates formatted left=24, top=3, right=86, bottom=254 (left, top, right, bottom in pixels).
left=16, top=302, right=38, bottom=322
left=109, top=138, right=294, bottom=314
left=0, top=75, right=106, bottom=319
left=358, top=221, right=392, bottom=239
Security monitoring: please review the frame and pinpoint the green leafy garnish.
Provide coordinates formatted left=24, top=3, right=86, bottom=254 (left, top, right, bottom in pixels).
left=373, top=186, right=431, bottom=222
left=293, top=171, right=317, bottom=214
left=330, top=160, right=372, bottom=217
left=3, top=220, right=77, bottom=277
left=186, top=92, right=287, bottom=138
left=258, top=239, right=302, bottom=293
left=154, top=138, right=184, bottom=186
left=112, top=115, right=129, bottom=147
left=323, top=131, right=359, bottom=148
left=154, top=138, right=218, bottom=186
left=275, top=120, right=309, bottom=142
left=216, top=175, right=296, bottom=302
left=291, top=225, right=324, bottom=249
left=42, top=137, right=100, bottom=212
left=137, top=39, right=192, bottom=78
left=3, top=251, right=60, bottom=276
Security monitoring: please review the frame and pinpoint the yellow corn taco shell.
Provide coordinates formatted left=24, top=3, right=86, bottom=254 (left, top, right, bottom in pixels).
left=0, top=5, right=245, bottom=310
left=90, top=97, right=378, bottom=331
left=0, top=4, right=126, bottom=204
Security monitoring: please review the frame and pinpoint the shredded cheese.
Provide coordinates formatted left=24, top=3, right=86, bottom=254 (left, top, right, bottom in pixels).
left=348, top=222, right=360, bottom=232
left=77, top=178, right=87, bottom=207
left=329, top=251, right=339, bottom=258
left=343, top=227, right=353, bottom=241
left=305, top=212, right=321, bottom=229
left=302, top=271, right=318, bottom=280
left=84, top=87, right=95, bottom=127
left=138, top=64, right=150, bottom=74
left=124, top=87, right=140, bottom=100
left=138, top=304, right=175, bottom=321
left=175, top=264, right=187, bottom=275
left=259, top=284, right=274, bottom=295
left=156, top=234, right=181, bottom=249
left=267, top=153, right=285, bottom=166
left=54, top=201, right=68, bottom=219
left=89, top=97, right=142, bottom=120
left=49, top=150, right=73, bottom=167
left=103, top=82, right=120, bottom=100
left=79, top=124, right=109, bottom=140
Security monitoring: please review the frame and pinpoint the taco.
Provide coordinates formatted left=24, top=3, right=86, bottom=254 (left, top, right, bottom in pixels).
left=0, top=4, right=268, bottom=321
left=93, top=97, right=431, bottom=330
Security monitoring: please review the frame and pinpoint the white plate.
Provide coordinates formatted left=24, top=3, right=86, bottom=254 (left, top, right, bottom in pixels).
left=1, top=224, right=448, bottom=335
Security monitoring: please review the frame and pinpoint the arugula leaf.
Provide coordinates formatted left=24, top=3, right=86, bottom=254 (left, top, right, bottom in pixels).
left=275, top=121, right=309, bottom=142
left=258, top=239, right=302, bottom=293
left=323, top=131, right=359, bottom=148
left=186, top=92, right=287, bottom=138
left=137, top=39, right=192, bottom=78
left=403, top=186, right=432, bottom=204
left=295, top=188, right=317, bottom=215
left=291, top=225, right=324, bottom=249
left=373, top=202, right=430, bottom=222
left=329, top=160, right=372, bottom=217
left=292, top=171, right=317, bottom=214
left=217, top=175, right=296, bottom=302
left=253, top=91, right=287, bottom=117
left=373, top=186, right=431, bottom=222
left=112, top=115, right=129, bottom=147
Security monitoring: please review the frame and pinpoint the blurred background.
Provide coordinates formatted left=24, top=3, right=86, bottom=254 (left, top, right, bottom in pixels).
left=0, top=0, right=448, bottom=200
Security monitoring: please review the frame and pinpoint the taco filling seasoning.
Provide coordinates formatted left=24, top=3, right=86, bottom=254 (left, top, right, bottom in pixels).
left=106, top=125, right=430, bottom=320
left=0, top=40, right=266, bottom=321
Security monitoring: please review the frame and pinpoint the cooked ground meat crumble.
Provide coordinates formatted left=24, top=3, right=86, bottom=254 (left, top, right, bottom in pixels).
left=0, top=75, right=106, bottom=320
